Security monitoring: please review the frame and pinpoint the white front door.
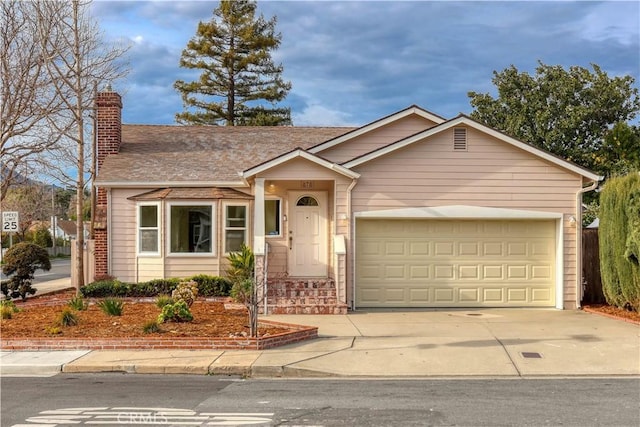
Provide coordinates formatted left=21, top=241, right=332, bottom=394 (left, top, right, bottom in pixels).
left=288, top=191, right=328, bottom=277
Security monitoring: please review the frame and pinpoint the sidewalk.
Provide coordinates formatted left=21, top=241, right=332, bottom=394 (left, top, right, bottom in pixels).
left=2, top=301, right=639, bottom=377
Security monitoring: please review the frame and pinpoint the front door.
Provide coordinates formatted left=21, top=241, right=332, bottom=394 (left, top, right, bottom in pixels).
left=288, top=191, right=328, bottom=277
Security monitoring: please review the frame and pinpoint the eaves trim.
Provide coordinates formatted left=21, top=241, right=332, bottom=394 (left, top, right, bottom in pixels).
left=343, top=116, right=602, bottom=181
left=308, top=106, right=445, bottom=154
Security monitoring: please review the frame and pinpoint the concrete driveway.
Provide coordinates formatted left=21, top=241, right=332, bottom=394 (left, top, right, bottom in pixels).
left=263, top=308, right=640, bottom=377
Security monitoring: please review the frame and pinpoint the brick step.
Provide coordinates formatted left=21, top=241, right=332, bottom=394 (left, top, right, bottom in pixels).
left=268, top=296, right=339, bottom=306
left=266, top=289, right=338, bottom=298
left=267, top=279, right=336, bottom=290
left=260, top=304, right=348, bottom=315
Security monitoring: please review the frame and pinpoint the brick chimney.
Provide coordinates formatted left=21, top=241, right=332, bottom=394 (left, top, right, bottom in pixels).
left=94, top=89, right=122, bottom=280
left=96, top=89, right=122, bottom=172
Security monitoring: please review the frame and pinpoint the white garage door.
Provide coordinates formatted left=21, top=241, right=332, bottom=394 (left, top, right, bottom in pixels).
left=356, top=219, right=556, bottom=307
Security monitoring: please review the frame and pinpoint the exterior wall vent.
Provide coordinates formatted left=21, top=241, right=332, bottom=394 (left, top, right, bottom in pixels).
left=453, top=127, right=467, bottom=151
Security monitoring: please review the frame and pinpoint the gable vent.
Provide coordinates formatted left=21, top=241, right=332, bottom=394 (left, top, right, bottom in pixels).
left=453, top=127, right=467, bottom=151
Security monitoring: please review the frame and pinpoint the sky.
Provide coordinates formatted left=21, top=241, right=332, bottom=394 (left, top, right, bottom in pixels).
left=92, top=0, right=640, bottom=127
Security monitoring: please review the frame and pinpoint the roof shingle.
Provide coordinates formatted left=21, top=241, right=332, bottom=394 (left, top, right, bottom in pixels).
left=97, top=125, right=354, bottom=184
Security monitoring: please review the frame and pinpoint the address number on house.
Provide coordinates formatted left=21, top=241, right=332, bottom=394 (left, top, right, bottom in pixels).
left=2, top=211, right=19, bottom=232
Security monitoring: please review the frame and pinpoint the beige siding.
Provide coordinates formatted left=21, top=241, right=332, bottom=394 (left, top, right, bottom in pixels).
left=110, top=189, right=140, bottom=282
left=164, top=256, right=220, bottom=278
left=319, top=115, right=437, bottom=164
left=349, top=126, right=583, bottom=309
left=137, top=257, right=164, bottom=282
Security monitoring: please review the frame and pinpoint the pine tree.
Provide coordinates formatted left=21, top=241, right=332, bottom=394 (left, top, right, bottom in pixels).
left=174, top=0, right=292, bottom=126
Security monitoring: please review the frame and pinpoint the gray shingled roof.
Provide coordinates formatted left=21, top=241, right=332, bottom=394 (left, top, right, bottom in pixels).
left=97, top=125, right=355, bottom=184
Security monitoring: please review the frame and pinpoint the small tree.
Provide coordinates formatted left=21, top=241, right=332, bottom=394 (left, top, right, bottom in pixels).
left=1, top=242, right=51, bottom=300
left=599, top=172, right=640, bottom=311
left=227, top=243, right=259, bottom=337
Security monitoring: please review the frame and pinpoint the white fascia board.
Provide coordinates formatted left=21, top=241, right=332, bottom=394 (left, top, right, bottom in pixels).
left=242, top=149, right=360, bottom=179
left=344, top=116, right=602, bottom=181
left=354, top=205, right=563, bottom=220
left=309, top=106, right=445, bottom=154
left=95, top=180, right=249, bottom=188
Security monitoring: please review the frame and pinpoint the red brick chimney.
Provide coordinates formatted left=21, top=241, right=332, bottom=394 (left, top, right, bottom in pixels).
left=94, top=89, right=122, bottom=279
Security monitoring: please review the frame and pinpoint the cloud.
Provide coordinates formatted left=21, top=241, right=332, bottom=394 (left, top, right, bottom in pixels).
left=94, top=1, right=639, bottom=126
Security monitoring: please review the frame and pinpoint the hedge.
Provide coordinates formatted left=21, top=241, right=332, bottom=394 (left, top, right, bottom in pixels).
left=80, top=275, right=232, bottom=298
left=599, top=172, right=640, bottom=311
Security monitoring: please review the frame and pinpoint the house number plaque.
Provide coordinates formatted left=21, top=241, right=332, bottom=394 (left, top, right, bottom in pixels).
left=301, top=180, right=313, bottom=189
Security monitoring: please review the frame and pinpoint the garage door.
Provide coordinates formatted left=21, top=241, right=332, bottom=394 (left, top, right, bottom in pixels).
left=356, top=219, right=556, bottom=307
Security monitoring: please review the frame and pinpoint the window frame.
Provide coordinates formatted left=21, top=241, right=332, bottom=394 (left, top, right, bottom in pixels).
left=223, top=201, right=250, bottom=254
left=264, top=197, right=282, bottom=238
left=136, top=202, right=161, bottom=256
left=166, top=201, right=216, bottom=257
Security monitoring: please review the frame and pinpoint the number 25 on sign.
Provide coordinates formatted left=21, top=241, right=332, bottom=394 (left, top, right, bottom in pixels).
left=2, top=211, right=19, bottom=232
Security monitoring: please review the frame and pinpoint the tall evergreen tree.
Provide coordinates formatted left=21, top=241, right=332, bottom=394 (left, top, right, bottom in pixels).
left=174, top=0, right=291, bottom=126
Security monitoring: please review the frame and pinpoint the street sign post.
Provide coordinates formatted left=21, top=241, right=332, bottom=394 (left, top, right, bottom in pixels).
left=2, top=211, right=20, bottom=233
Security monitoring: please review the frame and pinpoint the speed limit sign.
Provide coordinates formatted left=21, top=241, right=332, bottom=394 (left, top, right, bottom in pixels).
left=2, top=211, right=19, bottom=232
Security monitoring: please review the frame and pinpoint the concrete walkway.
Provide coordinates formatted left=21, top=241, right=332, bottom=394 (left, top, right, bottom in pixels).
left=2, top=305, right=639, bottom=377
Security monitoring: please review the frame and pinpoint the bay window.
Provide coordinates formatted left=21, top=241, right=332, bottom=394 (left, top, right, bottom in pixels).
left=169, top=203, right=213, bottom=254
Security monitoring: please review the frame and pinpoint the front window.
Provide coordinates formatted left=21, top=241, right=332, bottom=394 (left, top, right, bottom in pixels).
left=169, top=204, right=213, bottom=254
left=265, top=199, right=281, bottom=236
left=138, top=204, right=159, bottom=254
left=225, top=204, right=247, bottom=253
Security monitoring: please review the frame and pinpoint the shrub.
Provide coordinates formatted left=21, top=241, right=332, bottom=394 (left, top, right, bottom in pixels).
left=1, top=300, right=20, bottom=319
left=227, top=244, right=258, bottom=337
left=58, top=308, right=78, bottom=326
left=157, top=300, right=193, bottom=323
left=171, top=280, right=198, bottom=307
left=80, top=280, right=131, bottom=298
left=97, top=298, right=124, bottom=316
left=599, top=172, right=640, bottom=311
left=1, top=242, right=51, bottom=300
left=130, top=278, right=181, bottom=297
left=67, top=295, right=88, bottom=311
left=155, top=295, right=174, bottom=309
left=189, top=274, right=232, bottom=296
left=142, top=320, right=161, bottom=334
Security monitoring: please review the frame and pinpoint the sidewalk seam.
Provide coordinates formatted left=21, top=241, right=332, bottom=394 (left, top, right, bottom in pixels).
left=281, top=337, right=356, bottom=370
left=483, top=323, right=522, bottom=378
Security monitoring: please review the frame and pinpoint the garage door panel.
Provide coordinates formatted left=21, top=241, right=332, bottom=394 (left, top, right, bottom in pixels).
left=434, top=288, right=455, bottom=302
left=356, top=219, right=556, bottom=308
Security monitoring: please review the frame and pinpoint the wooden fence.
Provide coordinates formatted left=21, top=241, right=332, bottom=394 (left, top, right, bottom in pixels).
left=582, top=228, right=606, bottom=304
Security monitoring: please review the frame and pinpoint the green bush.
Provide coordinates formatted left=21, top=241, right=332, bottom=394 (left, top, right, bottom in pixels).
left=142, top=320, right=161, bottom=334
left=155, top=295, right=174, bottom=309
left=1, top=300, right=20, bottom=319
left=97, top=298, right=124, bottom=316
left=58, top=308, right=78, bottom=326
left=81, top=275, right=231, bottom=298
left=80, top=279, right=131, bottom=298
left=599, top=172, right=640, bottom=311
left=189, top=274, right=232, bottom=296
left=157, top=300, right=193, bottom=323
left=32, top=226, right=53, bottom=248
left=171, top=280, right=198, bottom=307
left=67, top=295, right=88, bottom=311
left=1, top=242, right=51, bottom=300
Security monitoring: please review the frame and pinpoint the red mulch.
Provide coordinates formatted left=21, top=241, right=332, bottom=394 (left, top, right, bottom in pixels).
left=1, top=291, right=286, bottom=338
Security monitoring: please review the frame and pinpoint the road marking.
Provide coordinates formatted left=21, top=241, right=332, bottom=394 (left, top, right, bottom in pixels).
left=15, top=408, right=274, bottom=426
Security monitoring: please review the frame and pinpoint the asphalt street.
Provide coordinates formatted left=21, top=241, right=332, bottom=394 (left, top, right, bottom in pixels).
left=2, top=374, right=639, bottom=426
left=0, top=258, right=70, bottom=283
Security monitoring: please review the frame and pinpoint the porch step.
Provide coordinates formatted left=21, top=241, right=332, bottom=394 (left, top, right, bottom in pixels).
left=262, top=278, right=346, bottom=315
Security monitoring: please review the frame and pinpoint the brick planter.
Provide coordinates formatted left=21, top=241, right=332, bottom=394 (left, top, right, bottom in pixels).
left=1, top=320, right=317, bottom=351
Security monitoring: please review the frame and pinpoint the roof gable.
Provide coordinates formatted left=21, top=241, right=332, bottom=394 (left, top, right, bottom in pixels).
left=343, top=115, right=602, bottom=181
left=308, top=105, right=445, bottom=155
left=242, top=148, right=360, bottom=179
